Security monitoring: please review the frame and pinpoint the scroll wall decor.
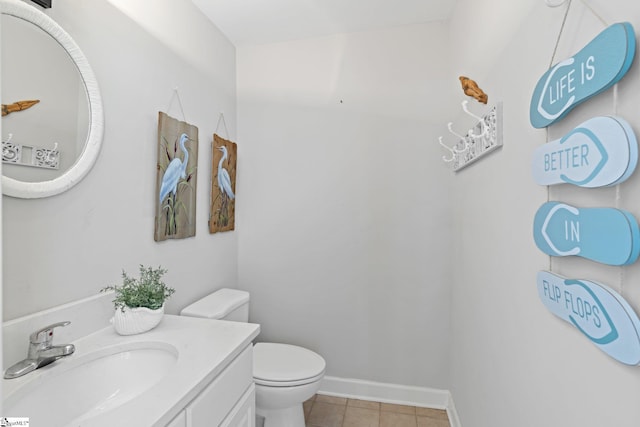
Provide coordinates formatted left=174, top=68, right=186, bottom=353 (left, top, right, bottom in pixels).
left=155, top=112, right=198, bottom=241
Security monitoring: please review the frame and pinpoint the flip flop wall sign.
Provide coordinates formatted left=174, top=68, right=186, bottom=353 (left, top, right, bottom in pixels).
left=537, top=271, right=640, bottom=365
left=533, top=202, right=640, bottom=266
left=530, top=22, right=636, bottom=128
left=532, top=116, right=638, bottom=187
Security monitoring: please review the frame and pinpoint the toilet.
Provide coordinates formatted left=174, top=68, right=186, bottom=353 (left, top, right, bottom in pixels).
left=180, top=288, right=326, bottom=427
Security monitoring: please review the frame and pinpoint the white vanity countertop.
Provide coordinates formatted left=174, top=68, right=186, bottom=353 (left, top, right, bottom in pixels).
left=3, top=315, right=260, bottom=426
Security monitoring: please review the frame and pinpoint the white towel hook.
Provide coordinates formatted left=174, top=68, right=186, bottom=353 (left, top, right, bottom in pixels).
left=462, top=100, right=488, bottom=138
left=461, top=100, right=483, bottom=121
left=447, top=122, right=470, bottom=153
left=447, top=122, right=466, bottom=140
left=438, top=136, right=455, bottom=162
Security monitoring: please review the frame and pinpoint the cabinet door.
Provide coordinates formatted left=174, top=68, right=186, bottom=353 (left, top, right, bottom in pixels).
left=220, top=383, right=255, bottom=427
left=186, top=345, right=253, bottom=427
left=166, top=410, right=187, bottom=427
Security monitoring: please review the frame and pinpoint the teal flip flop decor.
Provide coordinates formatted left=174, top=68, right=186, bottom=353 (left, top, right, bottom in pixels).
left=530, top=22, right=635, bottom=128
left=537, top=271, right=640, bottom=365
left=533, top=202, right=640, bottom=266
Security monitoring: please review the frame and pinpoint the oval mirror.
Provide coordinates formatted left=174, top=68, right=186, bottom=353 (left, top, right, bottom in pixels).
left=1, top=0, right=104, bottom=198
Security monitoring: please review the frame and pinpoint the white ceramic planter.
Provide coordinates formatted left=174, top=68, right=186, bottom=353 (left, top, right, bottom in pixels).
left=112, top=304, right=165, bottom=335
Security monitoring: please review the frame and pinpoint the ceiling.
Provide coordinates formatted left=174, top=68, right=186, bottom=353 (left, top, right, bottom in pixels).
left=191, top=0, right=457, bottom=46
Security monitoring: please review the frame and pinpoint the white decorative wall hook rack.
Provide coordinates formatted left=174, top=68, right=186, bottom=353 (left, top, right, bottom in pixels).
left=2, top=134, right=61, bottom=170
left=438, top=136, right=456, bottom=162
left=438, top=101, right=503, bottom=172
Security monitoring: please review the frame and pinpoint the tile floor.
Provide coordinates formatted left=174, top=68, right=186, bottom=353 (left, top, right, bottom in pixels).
left=303, top=394, right=451, bottom=427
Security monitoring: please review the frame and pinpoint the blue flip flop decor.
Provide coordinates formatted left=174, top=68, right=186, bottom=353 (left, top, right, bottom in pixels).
left=533, top=202, right=640, bottom=266
left=530, top=22, right=636, bottom=128
left=537, top=271, right=640, bottom=365
left=532, top=116, right=638, bottom=187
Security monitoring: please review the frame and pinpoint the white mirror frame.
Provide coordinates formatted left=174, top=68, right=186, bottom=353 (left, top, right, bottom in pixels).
left=1, top=0, right=104, bottom=198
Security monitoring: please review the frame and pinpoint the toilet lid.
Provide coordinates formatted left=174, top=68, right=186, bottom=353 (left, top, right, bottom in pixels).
left=253, top=343, right=326, bottom=385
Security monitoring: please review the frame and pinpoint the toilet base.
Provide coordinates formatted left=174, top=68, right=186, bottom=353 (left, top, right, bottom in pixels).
left=257, top=404, right=305, bottom=427
left=255, top=379, right=322, bottom=427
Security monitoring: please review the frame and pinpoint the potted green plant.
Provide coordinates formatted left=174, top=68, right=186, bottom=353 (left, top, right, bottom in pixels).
left=102, top=265, right=175, bottom=335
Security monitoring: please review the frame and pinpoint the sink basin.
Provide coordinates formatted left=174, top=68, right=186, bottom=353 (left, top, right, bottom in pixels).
left=4, top=341, right=178, bottom=426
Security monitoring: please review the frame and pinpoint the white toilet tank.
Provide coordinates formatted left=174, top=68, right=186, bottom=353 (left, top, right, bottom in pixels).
left=180, top=288, right=250, bottom=322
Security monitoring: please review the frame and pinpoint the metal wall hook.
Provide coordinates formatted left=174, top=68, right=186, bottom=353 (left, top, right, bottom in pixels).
left=438, top=136, right=456, bottom=162
left=462, top=100, right=488, bottom=138
left=453, top=138, right=470, bottom=154
left=447, top=122, right=466, bottom=140
left=447, top=123, right=470, bottom=153
left=461, top=100, right=483, bottom=122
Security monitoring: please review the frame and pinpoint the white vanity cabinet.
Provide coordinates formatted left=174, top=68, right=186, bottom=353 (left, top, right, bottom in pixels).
left=3, top=313, right=260, bottom=427
left=219, top=384, right=255, bottom=427
left=166, top=345, right=255, bottom=427
left=166, top=412, right=187, bottom=427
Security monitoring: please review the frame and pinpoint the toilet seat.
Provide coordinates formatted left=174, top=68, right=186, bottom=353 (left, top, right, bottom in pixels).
left=253, top=343, right=326, bottom=387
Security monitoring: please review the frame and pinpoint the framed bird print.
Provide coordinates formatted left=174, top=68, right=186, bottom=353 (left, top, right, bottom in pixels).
left=210, top=133, right=236, bottom=233
left=154, top=112, right=198, bottom=241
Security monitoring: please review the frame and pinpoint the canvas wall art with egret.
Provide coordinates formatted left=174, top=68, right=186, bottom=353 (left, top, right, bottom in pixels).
left=210, top=133, right=236, bottom=233
left=155, top=112, right=198, bottom=241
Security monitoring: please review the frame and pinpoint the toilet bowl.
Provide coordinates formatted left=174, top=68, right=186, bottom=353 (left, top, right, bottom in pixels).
left=253, top=342, right=325, bottom=426
left=180, top=289, right=326, bottom=427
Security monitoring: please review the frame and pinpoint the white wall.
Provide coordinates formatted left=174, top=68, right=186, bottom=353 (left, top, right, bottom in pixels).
left=236, top=23, right=456, bottom=389
left=8, top=1, right=640, bottom=423
left=3, top=0, right=238, bottom=320
left=449, top=1, right=640, bottom=426
left=0, top=11, right=4, bottom=415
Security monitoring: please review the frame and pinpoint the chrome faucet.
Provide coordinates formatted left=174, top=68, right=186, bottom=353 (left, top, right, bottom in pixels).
left=4, top=321, right=76, bottom=379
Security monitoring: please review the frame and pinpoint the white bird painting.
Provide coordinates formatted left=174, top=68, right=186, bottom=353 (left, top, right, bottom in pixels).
left=159, top=133, right=190, bottom=204
left=210, top=134, right=237, bottom=233
left=217, top=145, right=235, bottom=200
left=154, top=112, right=198, bottom=242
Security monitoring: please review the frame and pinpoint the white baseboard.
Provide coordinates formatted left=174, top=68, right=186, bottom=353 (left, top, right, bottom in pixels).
left=318, top=376, right=461, bottom=426
left=446, top=391, right=462, bottom=427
